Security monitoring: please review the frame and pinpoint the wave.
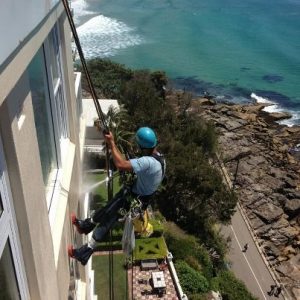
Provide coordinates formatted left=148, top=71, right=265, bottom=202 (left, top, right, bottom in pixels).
left=71, top=0, right=93, bottom=24
left=76, top=14, right=144, bottom=58
left=250, top=92, right=274, bottom=104
left=251, top=93, right=299, bottom=127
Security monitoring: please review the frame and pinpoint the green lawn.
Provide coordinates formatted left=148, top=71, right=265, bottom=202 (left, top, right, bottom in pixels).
left=92, top=254, right=128, bottom=300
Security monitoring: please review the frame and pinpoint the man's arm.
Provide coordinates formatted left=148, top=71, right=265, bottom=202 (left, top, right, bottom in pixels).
left=105, top=132, right=133, bottom=171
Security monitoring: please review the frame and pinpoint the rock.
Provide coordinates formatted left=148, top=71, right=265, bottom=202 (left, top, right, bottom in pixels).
left=291, top=287, right=300, bottom=300
left=268, top=167, right=286, bottom=179
left=247, top=155, right=267, bottom=166
left=260, top=175, right=285, bottom=191
left=251, top=183, right=271, bottom=195
left=284, top=177, right=297, bottom=189
left=197, top=98, right=216, bottom=106
left=264, top=242, right=281, bottom=257
left=256, top=224, right=273, bottom=237
left=251, top=216, right=266, bottom=230
left=270, top=193, right=288, bottom=207
left=254, top=202, right=284, bottom=223
left=243, top=104, right=268, bottom=113
left=276, top=254, right=300, bottom=282
left=272, top=217, right=290, bottom=230
left=284, top=189, right=300, bottom=199
left=282, top=246, right=297, bottom=256
left=268, top=112, right=292, bottom=121
left=226, top=110, right=256, bottom=122
left=284, top=199, right=300, bottom=218
left=278, top=226, right=299, bottom=240
left=224, top=119, right=248, bottom=131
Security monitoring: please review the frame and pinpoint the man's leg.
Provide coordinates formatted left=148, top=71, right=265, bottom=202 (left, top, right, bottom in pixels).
left=69, top=188, right=128, bottom=265
left=72, top=187, right=128, bottom=235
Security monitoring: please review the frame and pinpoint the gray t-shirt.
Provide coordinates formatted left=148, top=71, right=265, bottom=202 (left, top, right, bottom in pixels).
left=130, top=156, right=163, bottom=196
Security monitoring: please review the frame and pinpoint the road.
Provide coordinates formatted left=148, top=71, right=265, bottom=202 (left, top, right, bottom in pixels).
left=222, top=208, right=285, bottom=300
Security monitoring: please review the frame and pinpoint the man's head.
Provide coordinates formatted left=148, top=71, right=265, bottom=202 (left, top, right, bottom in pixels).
left=135, top=127, right=157, bottom=150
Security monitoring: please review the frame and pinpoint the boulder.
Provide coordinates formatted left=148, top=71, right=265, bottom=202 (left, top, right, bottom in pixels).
left=197, top=98, right=216, bottom=106
left=254, top=202, right=284, bottom=223
left=251, top=216, right=265, bottom=230
left=284, top=199, right=300, bottom=218
left=270, top=193, right=288, bottom=207
left=268, top=112, right=292, bottom=121
left=276, top=254, right=300, bottom=282
left=263, top=242, right=281, bottom=257
left=278, top=226, right=299, bottom=240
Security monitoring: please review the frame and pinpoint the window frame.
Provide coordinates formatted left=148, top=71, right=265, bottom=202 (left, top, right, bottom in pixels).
left=32, top=24, right=70, bottom=211
left=0, top=135, right=29, bottom=299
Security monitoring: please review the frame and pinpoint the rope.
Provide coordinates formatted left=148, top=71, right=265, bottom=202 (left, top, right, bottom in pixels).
left=109, top=230, right=114, bottom=300
left=61, top=0, right=108, bottom=131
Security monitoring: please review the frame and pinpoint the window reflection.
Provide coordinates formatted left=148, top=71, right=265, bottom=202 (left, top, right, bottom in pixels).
left=0, top=240, right=21, bottom=300
left=28, top=48, right=58, bottom=186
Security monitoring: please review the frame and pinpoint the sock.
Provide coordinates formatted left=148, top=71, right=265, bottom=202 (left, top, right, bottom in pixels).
left=88, top=237, right=97, bottom=249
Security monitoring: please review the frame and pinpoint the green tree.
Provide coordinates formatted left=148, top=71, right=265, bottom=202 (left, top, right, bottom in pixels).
left=79, top=58, right=133, bottom=99
left=211, top=271, right=258, bottom=300
left=105, top=105, right=134, bottom=156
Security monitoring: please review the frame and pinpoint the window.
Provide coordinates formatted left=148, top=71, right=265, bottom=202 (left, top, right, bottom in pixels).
left=0, top=193, right=3, bottom=218
left=0, top=136, right=29, bottom=299
left=28, top=48, right=58, bottom=187
left=0, top=240, right=21, bottom=300
left=27, top=24, right=69, bottom=209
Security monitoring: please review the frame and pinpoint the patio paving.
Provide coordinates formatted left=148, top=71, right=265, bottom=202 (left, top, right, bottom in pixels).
left=130, top=264, right=179, bottom=299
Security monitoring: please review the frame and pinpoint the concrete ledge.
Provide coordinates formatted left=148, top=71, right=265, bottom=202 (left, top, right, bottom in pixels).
left=49, top=141, right=75, bottom=268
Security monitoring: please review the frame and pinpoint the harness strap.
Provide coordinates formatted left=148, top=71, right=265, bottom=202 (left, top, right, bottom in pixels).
left=151, top=153, right=166, bottom=178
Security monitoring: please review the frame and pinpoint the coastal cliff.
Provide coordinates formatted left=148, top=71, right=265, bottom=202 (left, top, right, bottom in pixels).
left=189, top=97, right=300, bottom=299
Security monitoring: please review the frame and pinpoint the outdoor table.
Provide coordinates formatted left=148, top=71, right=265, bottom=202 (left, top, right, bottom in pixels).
left=151, top=271, right=166, bottom=290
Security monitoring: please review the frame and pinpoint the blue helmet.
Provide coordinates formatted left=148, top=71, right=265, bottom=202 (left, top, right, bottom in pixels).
left=136, top=127, right=157, bottom=149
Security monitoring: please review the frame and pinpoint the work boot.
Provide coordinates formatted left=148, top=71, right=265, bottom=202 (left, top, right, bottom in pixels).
left=68, top=244, right=93, bottom=266
left=71, top=213, right=95, bottom=235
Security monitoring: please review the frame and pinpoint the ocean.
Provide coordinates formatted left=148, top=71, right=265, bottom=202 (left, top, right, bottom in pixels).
left=72, top=0, right=300, bottom=126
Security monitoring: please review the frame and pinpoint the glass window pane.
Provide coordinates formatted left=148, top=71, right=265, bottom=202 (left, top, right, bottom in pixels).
left=0, top=240, right=21, bottom=300
left=48, top=28, right=60, bottom=86
left=0, top=193, right=3, bottom=218
left=28, top=48, right=58, bottom=185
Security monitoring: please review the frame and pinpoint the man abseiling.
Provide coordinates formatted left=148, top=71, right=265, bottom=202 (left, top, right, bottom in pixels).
left=68, top=127, right=165, bottom=265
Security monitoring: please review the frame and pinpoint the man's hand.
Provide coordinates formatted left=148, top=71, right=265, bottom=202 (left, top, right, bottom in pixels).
left=104, top=131, right=132, bottom=171
left=104, top=131, right=115, bottom=147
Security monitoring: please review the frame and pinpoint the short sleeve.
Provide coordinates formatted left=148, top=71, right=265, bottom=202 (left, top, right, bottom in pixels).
left=130, top=157, right=151, bottom=174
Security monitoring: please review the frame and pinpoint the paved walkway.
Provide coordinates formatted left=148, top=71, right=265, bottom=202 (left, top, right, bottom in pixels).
left=222, top=209, right=284, bottom=300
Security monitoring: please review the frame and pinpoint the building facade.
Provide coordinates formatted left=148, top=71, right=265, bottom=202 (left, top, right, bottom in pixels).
left=0, top=1, right=90, bottom=299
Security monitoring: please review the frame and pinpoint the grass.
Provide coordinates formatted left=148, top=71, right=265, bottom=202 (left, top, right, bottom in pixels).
left=92, top=253, right=128, bottom=300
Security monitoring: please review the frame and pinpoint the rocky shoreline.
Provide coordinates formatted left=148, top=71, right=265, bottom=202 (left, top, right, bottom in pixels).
left=190, top=98, right=300, bottom=299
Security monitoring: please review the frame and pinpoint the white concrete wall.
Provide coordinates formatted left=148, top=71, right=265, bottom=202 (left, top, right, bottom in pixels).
left=0, top=0, right=59, bottom=65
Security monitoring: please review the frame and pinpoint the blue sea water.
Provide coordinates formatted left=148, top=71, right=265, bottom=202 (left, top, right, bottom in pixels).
left=72, top=0, right=300, bottom=125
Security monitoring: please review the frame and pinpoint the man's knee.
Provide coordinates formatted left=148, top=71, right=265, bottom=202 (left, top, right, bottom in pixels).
left=92, top=216, right=118, bottom=242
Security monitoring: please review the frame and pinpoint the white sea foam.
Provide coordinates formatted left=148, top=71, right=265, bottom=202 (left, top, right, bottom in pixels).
left=77, top=15, right=143, bottom=58
left=251, top=93, right=298, bottom=127
left=71, top=0, right=93, bottom=24
left=278, top=111, right=300, bottom=127
left=250, top=92, right=274, bottom=104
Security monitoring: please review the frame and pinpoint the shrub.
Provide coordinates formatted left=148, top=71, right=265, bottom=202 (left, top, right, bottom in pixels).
left=133, top=237, right=168, bottom=260
left=211, top=271, right=258, bottom=300
left=164, top=222, right=214, bottom=279
left=175, top=260, right=209, bottom=295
